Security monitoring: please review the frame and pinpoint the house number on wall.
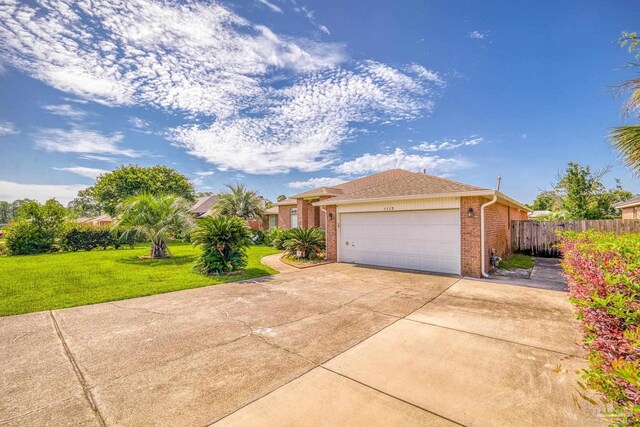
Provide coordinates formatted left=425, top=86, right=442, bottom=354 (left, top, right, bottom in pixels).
left=383, top=206, right=395, bottom=211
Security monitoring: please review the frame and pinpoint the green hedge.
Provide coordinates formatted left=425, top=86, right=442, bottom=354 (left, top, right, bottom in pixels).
left=559, top=231, right=640, bottom=425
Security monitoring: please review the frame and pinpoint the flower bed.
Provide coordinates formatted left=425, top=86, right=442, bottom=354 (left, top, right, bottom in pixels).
left=559, top=231, right=640, bottom=425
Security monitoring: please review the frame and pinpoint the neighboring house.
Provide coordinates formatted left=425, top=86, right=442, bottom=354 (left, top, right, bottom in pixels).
left=76, top=214, right=113, bottom=227
left=190, top=195, right=218, bottom=218
left=263, top=206, right=279, bottom=231
left=277, top=169, right=530, bottom=277
left=528, top=210, right=552, bottom=219
left=614, top=196, right=640, bottom=219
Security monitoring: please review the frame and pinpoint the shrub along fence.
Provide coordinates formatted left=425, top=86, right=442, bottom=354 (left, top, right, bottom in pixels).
left=559, top=231, right=639, bottom=425
left=512, top=219, right=640, bottom=256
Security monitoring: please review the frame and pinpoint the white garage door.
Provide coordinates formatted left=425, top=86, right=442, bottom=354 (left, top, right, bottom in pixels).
left=339, top=210, right=461, bottom=275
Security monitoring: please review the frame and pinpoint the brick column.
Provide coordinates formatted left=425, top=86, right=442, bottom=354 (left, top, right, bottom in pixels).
left=297, top=199, right=316, bottom=228
left=277, top=206, right=291, bottom=229
left=325, top=205, right=337, bottom=261
left=460, top=197, right=483, bottom=277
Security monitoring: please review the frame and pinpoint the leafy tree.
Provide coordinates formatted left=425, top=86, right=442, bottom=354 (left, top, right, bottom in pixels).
left=113, top=193, right=193, bottom=258
left=191, top=216, right=252, bottom=275
left=610, top=32, right=640, bottom=173
left=3, top=199, right=68, bottom=254
left=0, top=201, right=11, bottom=223
left=215, top=183, right=264, bottom=220
left=276, top=194, right=287, bottom=202
left=67, top=188, right=103, bottom=217
left=91, top=165, right=195, bottom=215
left=531, top=191, right=559, bottom=211
left=553, top=162, right=632, bottom=219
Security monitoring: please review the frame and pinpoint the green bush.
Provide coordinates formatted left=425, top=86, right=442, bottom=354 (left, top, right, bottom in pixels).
left=266, top=227, right=291, bottom=250
left=0, top=240, right=7, bottom=256
left=250, top=229, right=267, bottom=245
left=60, top=224, right=136, bottom=251
left=4, top=219, right=58, bottom=255
left=4, top=199, right=67, bottom=255
left=559, top=231, right=640, bottom=424
left=191, top=216, right=252, bottom=275
left=283, top=227, right=325, bottom=260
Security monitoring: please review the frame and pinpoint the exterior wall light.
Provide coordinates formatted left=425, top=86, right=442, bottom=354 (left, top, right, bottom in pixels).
left=328, top=213, right=333, bottom=220
left=467, top=207, right=474, bottom=218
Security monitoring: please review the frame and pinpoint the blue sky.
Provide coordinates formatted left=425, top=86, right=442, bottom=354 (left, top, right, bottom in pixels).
left=0, top=0, right=639, bottom=204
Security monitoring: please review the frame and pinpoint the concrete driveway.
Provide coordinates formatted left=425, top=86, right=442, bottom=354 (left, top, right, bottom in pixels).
left=1, top=262, right=601, bottom=426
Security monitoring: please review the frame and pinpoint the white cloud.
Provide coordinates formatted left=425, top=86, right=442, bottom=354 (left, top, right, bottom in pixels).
left=412, top=136, right=484, bottom=152
left=0, top=121, right=18, bottom=136
left=171, top=61, right=438, bottom=174
left=0, top=0, right=346, bottom=118
left=469, top=30, right=487, bottom=40
left=292, top=3, right=330, bottom=35
left=35, top=127, right=139, bottom=157
left=129, top=117, right=150, bottom=129
left=0, top=180, right=86, bottom=204
left=42, top=104, right=87, bottom=120
left=257, top=0, right=283, bottom=13
left=194, top=171, right=215, bottom=177
left=408, top=64, right=445, bottom=86
left=288, top=177, right=346, bottom=188
left=334, top=148, right=469, bottom=175
left=53, top=166, right=109, bottom=179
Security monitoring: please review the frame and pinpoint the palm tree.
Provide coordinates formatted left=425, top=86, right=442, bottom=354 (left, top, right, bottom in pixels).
left=610, top=33, right=640, bottom=173
left=284, top=227, right=326, bottom=260
left=215, top=184, right=264, bottom=220
left=114, top=193, right=193, bottom=258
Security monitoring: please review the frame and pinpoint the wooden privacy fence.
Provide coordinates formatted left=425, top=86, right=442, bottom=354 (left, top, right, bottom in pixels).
left=511, top=219, right=640, bottom=256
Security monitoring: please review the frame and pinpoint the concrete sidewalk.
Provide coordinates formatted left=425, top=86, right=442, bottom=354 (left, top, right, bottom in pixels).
left=1, top=264, right=600, bottom=426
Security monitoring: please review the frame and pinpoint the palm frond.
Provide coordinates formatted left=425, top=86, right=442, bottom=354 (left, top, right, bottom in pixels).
left=610, top=125, right=640, bottom=175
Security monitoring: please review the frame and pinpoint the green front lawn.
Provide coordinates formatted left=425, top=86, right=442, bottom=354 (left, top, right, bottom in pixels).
left=0, top=242, right=280, bottom=316
left=498, top=253, right=535, bottom=270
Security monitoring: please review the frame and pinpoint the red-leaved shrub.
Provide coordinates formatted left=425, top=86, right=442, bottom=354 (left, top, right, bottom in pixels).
left=559, top=231, right=640, bottom=425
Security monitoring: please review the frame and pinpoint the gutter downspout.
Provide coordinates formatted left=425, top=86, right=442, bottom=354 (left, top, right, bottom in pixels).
left=480, top=177, right=501, bottom=278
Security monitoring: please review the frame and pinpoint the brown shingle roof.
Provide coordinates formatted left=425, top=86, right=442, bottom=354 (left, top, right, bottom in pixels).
left=290, top=186, right=344, bottom=199
left=264, top=206, right=279, bottom=215
left=322, top=171, right=488, bottom=203
left=614, top=195, right=640, bottom=208
left=190, top=195, right=217, bottom=216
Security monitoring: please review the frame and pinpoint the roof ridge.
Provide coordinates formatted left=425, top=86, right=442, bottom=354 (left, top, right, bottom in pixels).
left=412, top=171, right=489, bottom=191
left=337, top=170, right=422, bottom=196
left=333, top=168, right=412, bottom=190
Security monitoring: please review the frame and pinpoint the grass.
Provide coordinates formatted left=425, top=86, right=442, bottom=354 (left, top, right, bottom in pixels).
left=0, top=242, right=280, bottom=316
left=498, top=253, right=535, bottom=270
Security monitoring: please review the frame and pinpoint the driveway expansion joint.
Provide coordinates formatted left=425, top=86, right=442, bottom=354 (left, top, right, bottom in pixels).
left=49, top=311, right=107, bottom=427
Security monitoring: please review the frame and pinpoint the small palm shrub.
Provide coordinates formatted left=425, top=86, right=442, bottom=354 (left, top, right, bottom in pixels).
left=266, top=227, right=291, bottom=249
left=283, top=227, right=325, bottom=260
left=191, top=216, right=252, bottom=275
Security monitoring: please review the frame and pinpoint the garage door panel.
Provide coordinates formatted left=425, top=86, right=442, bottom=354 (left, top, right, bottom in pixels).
left=339, top=210, right=461, bottom=275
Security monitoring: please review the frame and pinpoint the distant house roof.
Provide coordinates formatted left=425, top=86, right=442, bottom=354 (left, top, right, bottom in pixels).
left=529, top=210, right=552, bottom=218
left=190, top=195, right=217, bottom=217
left=275, top=198, right=297, bottom=206
left=264, top=206, right=279, bottom=215
left=614, top=195, right=640, bottom=209
left=77, top=214, right=113, bottom=224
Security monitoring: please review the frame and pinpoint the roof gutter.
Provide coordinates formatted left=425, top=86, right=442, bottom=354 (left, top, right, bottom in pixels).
left=480, top=177, right=501, bottom=278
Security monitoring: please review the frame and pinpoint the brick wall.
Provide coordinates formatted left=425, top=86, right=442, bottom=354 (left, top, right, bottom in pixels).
left=461, top=197, right=529, bottom=277
left=277, top=205, right=293, bottom=229
left=325, top=205, right=337, bottom=261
